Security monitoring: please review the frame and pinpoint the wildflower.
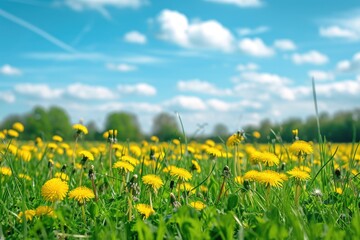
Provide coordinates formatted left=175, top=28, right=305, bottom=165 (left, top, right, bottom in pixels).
left=289, top=140, right=313, bottom=156
left=47, top=143, right=58, bottom=150
left=226, top=131, right=245, bottom=146
left=18, top=173, right=32, bottom=181
left=292, top=129, right=299, bottom=140
left=136, top=204, right=155, bottom=219
left=19, top=150, right=31, bottom=162
left=169, top=167, right=192, bottom=181
left=7, top=129, right=19, bottom=138
left=68, top=186, right=95, bottom=204
left=243, top=170, right=260, bottom=181
left=54, top=172, right=69, bottom=181
left=287, top=168, right=311, bottom=181
left=142, top=174, right=164, bottom=192
left=35, top=206, right=55, bottom=217
left=130, top=145, right=142, bottom=157
left=41, top=178, right=69, bottom=202
left=150, top=136, right=159, bottom=142
left=260, top=152, right=280, bottom=167
left=253, top=131, right=261, bottom=139
left=0, top=166, right=12, bottom=176
left=235, top=176, right=244, bottom=184
left=73, top=123, right=88, bottom=135
left=335, top=187, right=343, bottom=195
left=172, top=139, right=180, bottom=145
left=52, top=135, right=63, bottom=142
left=79, top=150, right=94, bottom=161
left=12, top=122, right=24, bottom=132
left=191, top=160, right=201, bottom=173
left=18, top=210, right=36, bottom=222
left=312, top=188, right=323, bottom=197
left=189, top=201, right=206, bottom=211
left=256, top=170, right=284, bottom=188
left=113, top=161, right=135, bottom=172
left=0, top=132, right=5, bottom=139
left=121, top=155, right=139, bottom=166
left=206, top=147, right=222, bottom=158
left=205, top=139, right=216, bottom=147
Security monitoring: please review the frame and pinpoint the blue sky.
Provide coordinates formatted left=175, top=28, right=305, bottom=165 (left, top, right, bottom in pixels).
left=1, top=0, right=360, bottom=134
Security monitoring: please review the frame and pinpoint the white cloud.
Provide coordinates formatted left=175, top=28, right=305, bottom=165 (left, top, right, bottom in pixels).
left=206, top=99, right=232, bottom=112
left=292, top=51, right=329, bottom=65
left=238, top=38, right=275, bottom=57
left=236, top=71, right=291, bottom=85
left=0, top=64, right=22, bottom=76
left=124, top=31, right=147, bottom=44
left=107, top=63, right=137, bottom=72
left=164, top=95, right=207, bottom=111
left=336, top=52, right=360, bottom=73
left=64, top=0, right=146, bottom=18
left=0, top=91, right=15, bottom=103
left=236, top=63, right=259, bottom=72
left=320, top=26, right=358, bottom=40
left=316, top=77, right=360, bottom=96
left=14, top=84, right=64, bottom=99
left=177, top=79, right=232, bottom=96
left=237, top=26, right=269, bottom=36
left=118, top=83, right=157, bottom=96
left=67, top=83, right=117, bottom=100
left=205, top=0, right=263, bottom=8
left=156, top=9, right=234, bottom=52
left=308, top=70, right=334, bottom=81
left=274, top=39, right=296, bottom=51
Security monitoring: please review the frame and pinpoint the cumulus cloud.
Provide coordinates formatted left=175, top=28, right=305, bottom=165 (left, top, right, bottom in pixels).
left=336, top=52, right=360, bottom=73
left=0, top=64, right=22, bottom=76
left=205, top=0, right=263, bottom=8
left=124, top=31, right=147, bottom=44
left=67, top=83, right=117, bottom=100
left=14, top=84, right=64, bottom=99
left=292, top=51, right=329, bottom=65
left=164, top=95, right=207, bottom=111
left=237, top=26, right=269, bottom=36
left=236, top=63, right=259, bottom=72
left=118, top=83, right=157, bottom=96
left=319, top=14, right=360, bottom=41
left=273, top=39, right=296, bottom=51
left=63, top=0, right=146, bottom=18
left=320, top=26, right=358, bottom=40
left=0, top=91, right=15, bottom=103
left=308, top=70, right=334, bottom=81
left=107, top=63, right=137, bottom=72
left=156, top=9, right=234, bottom=52
left=177, top=79, right=232, bottom=96
left=238, top=38, right=275, bottom=57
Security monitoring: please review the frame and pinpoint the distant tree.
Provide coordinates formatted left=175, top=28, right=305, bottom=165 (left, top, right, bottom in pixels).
left=104, top=112, right=143, bottom=141
left=212, top=123, right=229, bottom=141
left=86, top=121, right=102, bottom=141
left=151, top=112, right=181, bottom=141
left=24, top=106, right=52, bottom=140
left=47, top=106, right=72, bottom=140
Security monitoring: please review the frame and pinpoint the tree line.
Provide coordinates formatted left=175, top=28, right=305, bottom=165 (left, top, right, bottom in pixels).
left=1, top=106, right=359, bottom=143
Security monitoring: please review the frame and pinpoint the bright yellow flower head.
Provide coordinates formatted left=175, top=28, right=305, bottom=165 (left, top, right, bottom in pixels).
left=142, top=174, right=164, bottom=192
left=12, top=122, right=24, bottom=132
left=41, top=178, right=69, bottom=202
left=35, top=206, right=55, bottom=217
left=191, top=160, right=201, bottom=173
left=289, top=140, right=313, bottom=156
left=73, top=123, right=88, bottom=135
left=52, top=135, right=63, bottom=142
left=169, top=167, right=192, bottom=181
left=79, top=150, right=94, bottom=161
left=189, top=201, right=206, bottom=211
left=136, top=204, right=155, bottom=219
left=68, top=186, right=95, bottom=204
left=256, top=170, right=284, bottom=188
left=7, top=129, right=19, bottom=138
left=253, top=131, right=261, bottom=139
left=18, top=209, right=36, bottom=222
left=113, top=161, right=135, bottom=172
left=18, top=173, right=32, bottom=181
left=0, top=166, right=12, bottom=176
left=54, top=172, right=69, bottom=181
left=287, top=167, right=311, bottom=181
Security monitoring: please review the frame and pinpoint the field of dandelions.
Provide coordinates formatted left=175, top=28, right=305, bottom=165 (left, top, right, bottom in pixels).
left=1, top=122, right=360, bottom=239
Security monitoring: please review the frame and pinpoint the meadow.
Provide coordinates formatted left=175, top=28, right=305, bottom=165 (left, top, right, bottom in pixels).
left=1, top=122, right=360, bottom=239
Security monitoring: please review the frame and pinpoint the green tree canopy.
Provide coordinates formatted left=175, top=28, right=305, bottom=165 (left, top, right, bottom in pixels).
left=151, top=112, right=181, bottom=141
left=104, top=112, right=143, bottom=141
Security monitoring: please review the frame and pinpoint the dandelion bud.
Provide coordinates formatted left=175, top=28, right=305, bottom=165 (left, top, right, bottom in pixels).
left=170, top=193, right=181, bottom=208
left=170, top=180, right=175, bottom=190
left=61, top=164, right=67, bottom=173
left=222, top=165, right=231, bottom=178
left=150, top=148, right=155, bottom=161
left=243, top=180, right=250, bottom=191
left=88, top=165, right=95, bottom=180
left=335, top=168, right=341, bottom=179
left=312, top=188, right=323, bottom=198
left=48, top=160, right=54, bottom=169
left=281, top=162, right=286, bottom=171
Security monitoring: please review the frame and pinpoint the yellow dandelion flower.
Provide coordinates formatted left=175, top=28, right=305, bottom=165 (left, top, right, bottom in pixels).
left=287, top=168, right=311, bottom=181
left=256, top=170, right=284, bottom=188
left=0, top=132, right=5, bottom=139
left=235, top=176, right=244, bottom=184
left=150, top=136, right=159, bottom=142
left=243, top=170, right=260, bottom=181
left=172, top=139, right=180, bottom=145
left=12, top=122, right=24, bottom=132
left=18, top=209, right=36, bottom=222
left=189, top=201, right=206, bottom=210
left=73, top=123, right=88, bottom=135
left=136, top=204, right=155, bottom=219
left=113, top=161, right=134, bottom=172
left=121, top=155, right=139, bottom=166
left=41, top=178, right=69, bottom=202
left=35, top=206, right=55, bottom=217
left=260, top=152, right=280, bottom=167
left=170, top=167, right=192, bottom=181
left=289, top=140, right=313, bottom=156
left=178, top=182, right=195, bottom=194
left=206, top=147, right=222, bottom=158
left=47, top=142, right=58, bottom=150
left=79, top=150, right=94, bottom=161
left=68, top=186, right=95, bottom=204
left=0, top=166, right=12, bottom=176
left=335, top=187, right=343, bottom=195
left=8, top=129, right=19, bottom=138
left=226, top=131, right=244, bottom=146
left=54, top=172, right=69, bottom=181
left=191, top=160, right=201, bottom=173
left=142, top=174, right=164, bottom=192
left=205, top=139, right=216, bottom=147
left=299, top=166, right=311, bottom=173
left=130, top=145, right=142, bottom=157
left=19, top=150, right=32, bottom=162
left=18, top=173, right=32, bottom=181
left=200, top=185, right=208, bottom=193
left=163, top=165, right=177, bottom=173
left=253, top=131, right=261, bottom=139
left=52, top=135, right=63, bottom=142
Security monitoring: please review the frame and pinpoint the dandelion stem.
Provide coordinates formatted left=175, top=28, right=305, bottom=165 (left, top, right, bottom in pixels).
left=91, top=178, right=98, bottom=202
left=81, top=204, right=86, bottom=223
left=216, top=176, right=226, bottom=204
